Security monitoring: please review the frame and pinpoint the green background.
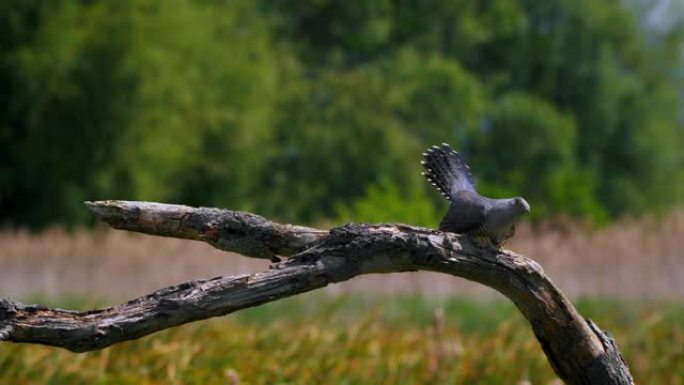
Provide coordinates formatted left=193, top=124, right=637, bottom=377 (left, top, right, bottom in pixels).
left=2, top=0, right=683, bottom=229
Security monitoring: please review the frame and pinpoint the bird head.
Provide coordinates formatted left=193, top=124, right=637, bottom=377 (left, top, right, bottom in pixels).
left=512, top=197, right=531, bottom=214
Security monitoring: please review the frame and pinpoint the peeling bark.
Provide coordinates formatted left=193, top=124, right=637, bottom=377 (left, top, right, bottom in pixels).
left=0, top=200, right=633, bottom=385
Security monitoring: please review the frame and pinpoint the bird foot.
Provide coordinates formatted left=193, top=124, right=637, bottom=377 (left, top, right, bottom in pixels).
left=467, top=234, right=503, bottom=250
left=470, top=234, right=491, bottom=248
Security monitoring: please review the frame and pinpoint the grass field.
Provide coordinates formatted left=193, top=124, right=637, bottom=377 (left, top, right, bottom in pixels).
left=1, top=296, right=683, bottom=384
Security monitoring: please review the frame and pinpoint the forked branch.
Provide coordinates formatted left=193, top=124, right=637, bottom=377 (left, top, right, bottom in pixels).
left=0, top=201, right=633, bottom=385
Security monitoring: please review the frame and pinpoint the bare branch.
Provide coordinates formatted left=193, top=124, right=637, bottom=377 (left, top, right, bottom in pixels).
left=0, top=201, right=633, bottom=385
left=83, top=200, right=327, bottom=259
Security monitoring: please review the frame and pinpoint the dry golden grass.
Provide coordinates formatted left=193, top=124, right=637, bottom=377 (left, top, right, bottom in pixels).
left=1, top=211, right=683, bottom=301
left=510, top=211, right=684, bottom=299
left=1, top=296, right=682, bottom=384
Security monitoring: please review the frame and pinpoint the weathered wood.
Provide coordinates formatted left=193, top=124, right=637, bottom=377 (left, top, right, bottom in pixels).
left=0, top=200, right=633, bottom=385
left=83, top=200, right=327, bottom=260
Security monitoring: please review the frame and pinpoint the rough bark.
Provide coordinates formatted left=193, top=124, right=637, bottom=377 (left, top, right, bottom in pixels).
left=0, top=200, right=633, bottom=385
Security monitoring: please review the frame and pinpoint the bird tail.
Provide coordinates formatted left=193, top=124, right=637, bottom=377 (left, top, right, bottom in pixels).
left=421, top=143, right=475, bottom=200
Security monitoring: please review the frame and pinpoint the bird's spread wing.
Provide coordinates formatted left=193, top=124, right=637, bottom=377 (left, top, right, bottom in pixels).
left=422, top=143, right=476, bottom=200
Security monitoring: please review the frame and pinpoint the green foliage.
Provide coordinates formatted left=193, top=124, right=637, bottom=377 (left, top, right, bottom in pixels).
left=386, top=49, right=488, bottom=146
left=1, top=0, right=278, bottom=226
left=472, top=92, right=607, bottom=221
left=1, top=0, right=682, bottom=228
left=1, top=295, right=682, bottom=384
left=262, top=63, right=423, bottom=222
left=335, top=177, right=441, bottom=227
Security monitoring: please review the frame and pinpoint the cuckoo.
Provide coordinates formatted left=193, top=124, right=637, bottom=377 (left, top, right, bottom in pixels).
left=422, top=143, right=530, bottom=247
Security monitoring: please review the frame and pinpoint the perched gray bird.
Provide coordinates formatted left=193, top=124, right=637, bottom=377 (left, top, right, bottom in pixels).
left=421, top=143, right=530, bottom=247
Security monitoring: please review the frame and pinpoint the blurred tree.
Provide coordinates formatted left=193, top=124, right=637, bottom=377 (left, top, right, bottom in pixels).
left=458, top=0, right=684, bottom=217
left=0, top=0, right=682, bottom=228
left=386, top=49, right=488, bottom=148
left=471, top=92, right=606, bottom=221
left=1, top=1, right=134, bottom=226
left=268, top=0, right=394, bottom=67
left=100, top=0, right=278, bottom=213
left=262, top=63, right=422, bottom=222
left=1, top=0, right=278, bottom=226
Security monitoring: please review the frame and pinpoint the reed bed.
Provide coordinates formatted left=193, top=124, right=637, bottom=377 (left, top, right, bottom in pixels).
left=1, top=212, right=682, bottom=301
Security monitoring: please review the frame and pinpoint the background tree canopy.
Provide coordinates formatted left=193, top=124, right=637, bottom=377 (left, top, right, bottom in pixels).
left=1, top=0, right=683, bottom=228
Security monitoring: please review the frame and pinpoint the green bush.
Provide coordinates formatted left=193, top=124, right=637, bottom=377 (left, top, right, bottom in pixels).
left=335, top=177, right=441, bottom=228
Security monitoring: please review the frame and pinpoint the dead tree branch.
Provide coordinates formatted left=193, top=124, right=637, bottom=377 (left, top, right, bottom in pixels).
left=0, top=200, right=633, bottom=385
